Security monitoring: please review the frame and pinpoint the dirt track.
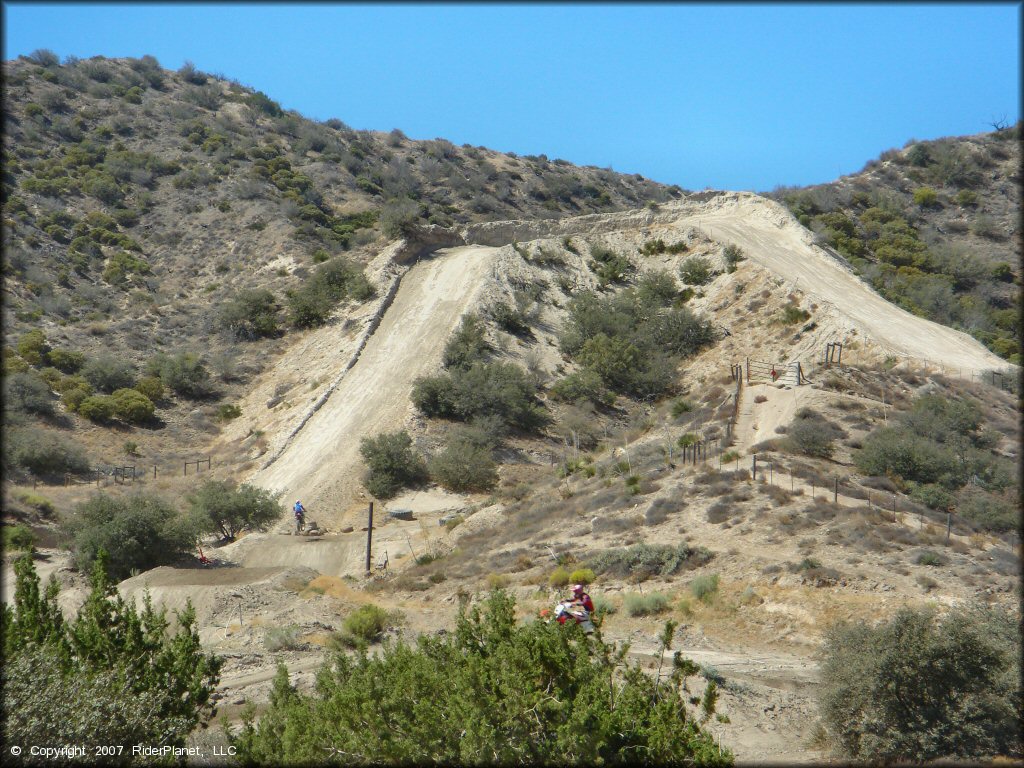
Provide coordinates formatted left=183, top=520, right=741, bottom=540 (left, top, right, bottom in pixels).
left=669, top=193, right=1008, bottom=372
left=251, top=245, right=499, bottom=521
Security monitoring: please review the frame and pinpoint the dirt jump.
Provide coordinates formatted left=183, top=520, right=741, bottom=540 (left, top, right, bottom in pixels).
left=251, top=244, right=499, bottom=523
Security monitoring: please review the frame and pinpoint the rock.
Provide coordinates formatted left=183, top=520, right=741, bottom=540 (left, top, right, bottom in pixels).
left=232, top=697, right=246, bottom=705
left=389, top=508, right=414, bottom=521
left=340, top=526, right=354, bottom=533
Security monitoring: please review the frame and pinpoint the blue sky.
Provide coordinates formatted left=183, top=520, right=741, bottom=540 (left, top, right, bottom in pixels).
left=3, top=3, right=1020, bottom=191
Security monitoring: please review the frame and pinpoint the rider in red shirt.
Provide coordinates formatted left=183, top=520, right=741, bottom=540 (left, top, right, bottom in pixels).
left=571, top=584, right=594, bottom=614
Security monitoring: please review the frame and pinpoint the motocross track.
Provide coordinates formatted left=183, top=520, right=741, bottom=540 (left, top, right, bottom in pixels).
left=39, top=192, right=1010, bottom=763
left=251, top=244, right=499, bottom=522
left=666, top=193, right=1007, bottom=372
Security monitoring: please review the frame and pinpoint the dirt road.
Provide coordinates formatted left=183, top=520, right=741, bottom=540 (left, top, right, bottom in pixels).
left=251, top=245, right=499, bottom=522
left=671, top=194, right=1008, bottom=372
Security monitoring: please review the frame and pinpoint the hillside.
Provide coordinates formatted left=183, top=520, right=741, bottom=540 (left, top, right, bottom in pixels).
left=2, top=52, right=680, bottom=477
left=2, top=52, right=1021, bottom=764
left=770, top=126, right=1021, bottom=363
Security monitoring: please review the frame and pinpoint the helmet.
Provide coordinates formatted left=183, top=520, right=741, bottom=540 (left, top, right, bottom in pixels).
left=572, top=584, right=584, bottom=595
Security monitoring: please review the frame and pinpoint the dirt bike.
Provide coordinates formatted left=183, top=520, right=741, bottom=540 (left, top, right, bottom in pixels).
left=542, top=600, right=595, bottom=634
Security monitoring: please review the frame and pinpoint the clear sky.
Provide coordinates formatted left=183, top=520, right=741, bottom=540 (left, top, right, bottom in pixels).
left=3, top=3, right=1020, bottom=191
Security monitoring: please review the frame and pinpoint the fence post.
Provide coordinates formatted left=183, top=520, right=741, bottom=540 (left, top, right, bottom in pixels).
left=154, top=465, right=157, bottom=479
left=365, top=502, right=374, bottom=574
left=834, top=477, right=838, bottom=504
left=752, top=455, right=757, bottom=481
left=946, top=513, right=951, bottom=544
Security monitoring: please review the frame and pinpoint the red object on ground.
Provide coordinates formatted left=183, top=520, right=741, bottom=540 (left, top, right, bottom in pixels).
left=197, top=547, right=212, bottom=565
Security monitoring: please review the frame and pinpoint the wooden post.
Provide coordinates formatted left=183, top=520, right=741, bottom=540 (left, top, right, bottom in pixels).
left=834, top=477, right=838, bottom=504
left=364, top=502, right=374, bottom=573
left=154, top=465, right=157, bottom=479
left=946, top=513, right=952, bottom=544
left=183, top=462, right=187, bottom=477
left=752, top=455, right=757, bottom=481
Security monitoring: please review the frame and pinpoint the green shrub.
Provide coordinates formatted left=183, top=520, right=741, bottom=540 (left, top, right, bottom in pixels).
left=411, top=362, right=547, bottom=432
left=549, top=567, right=571, bottom=588
left=671, top=399, right=694, bottom=417
left=679, top=256, right=715, bottom=286
left=16, top=329, right=50, bottom=365
left=569, top=568, right=595, bottom=585
left=909, top=482, right=954, bottom=511
left=47, top=348, right=85, bottom=373
left=635, top=270, right=679, bottom=305
left=342, top=604, right=391, bottom=643
left=216, top=404, right=242, bottom=421
left=219, top=288, right=280, bottom=340
left=3, top=524, right=36, bottom=551
left=68, top=492, right=196, bottom=579
left=81, top=354, right=136, bottom=393
left=134, top=375, right=164, bottom=402
left=443, top=313, right=490, bottom=369
left=779, top=303, right=811, bottom=325
left=624, top=592, right=670, bottom=617
left=589, top=543, right=712, bottom=582
left=956, top=490, right=1017, bottom=533
left=230, top=591, right=726, bottom=764
left=429, top=435, right=498, bottom=493
left=264, top=626, right=302, bottom=652
left=819, top=604, right=1020, bottom=761
left=359, top=431, right=428, bottom=499
left=723, top=244, right=745, bottom=272
left=78, top=394, right=116, bottom=422
left=486, top=300, right=531, bottom=336
left=915, top=550, right=945, bottom=567
left=550, top=369, right=614, bottom=407
left=3, top=554, right=221, bottom=751
left=912, top=187, right=939, bottom=208
left=61, top=386, right=90, bottom=413
left=785, top=410, right=839, bottom=459
left=690, top=574, right=719, bottom=603
left=587, top=244, right=633, bottom=286
left=379, top=197, right=419, bottom=237
left=4, top=371, right=55, bottom=416
left=110, top=388, right=155, bottom=423
left=592, top=595, right=617, bottom=615
left=287, top=256, right=373, bottom=328
left=4, top=428, right=89, bottom=476
left=145, top=351, right=213, bottom=398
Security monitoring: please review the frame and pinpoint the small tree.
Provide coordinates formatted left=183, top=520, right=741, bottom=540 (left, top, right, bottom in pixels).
left=723, top=244, right=745, bottom=272
left=230, top=590, right=730, bottom=764
left=68, top=493, right=196, bottom=579
left=429, top=435, right=499, bottom=493
left=2, top=552, right=221, bottom=751
left=819, top=604, right=1021, bottom=762
left=359, top=431, right=428, bottom=499
left=186, top=479, right=281, bottom=540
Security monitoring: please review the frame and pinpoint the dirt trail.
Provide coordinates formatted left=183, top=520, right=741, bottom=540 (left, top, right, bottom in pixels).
left=251, top=245, right=498, bottom=523
left=668, top=194, right=1008, bottom=372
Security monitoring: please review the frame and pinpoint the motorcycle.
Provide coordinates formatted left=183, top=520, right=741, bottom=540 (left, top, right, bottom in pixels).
left=543, top=600, right=595, bottom=634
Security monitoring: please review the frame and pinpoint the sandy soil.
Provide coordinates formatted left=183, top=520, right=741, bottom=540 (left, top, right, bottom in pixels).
left=251, top=244, right=499, bottom=523
left=666, top=193, right=1008, bottom=372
